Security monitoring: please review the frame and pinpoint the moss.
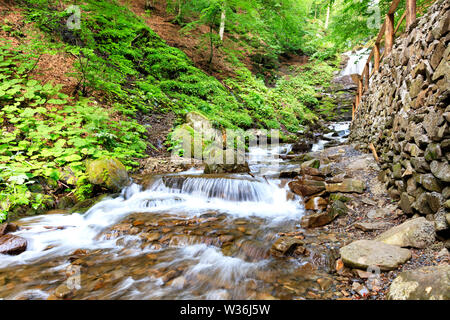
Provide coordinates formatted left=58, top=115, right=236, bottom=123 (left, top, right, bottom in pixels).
left=86, top=157, right=129, bottom=192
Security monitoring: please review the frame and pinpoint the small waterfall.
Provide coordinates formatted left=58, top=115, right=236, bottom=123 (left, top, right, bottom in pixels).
left=340, top=48, right=371, bottom=76
left=148, top=175, right=277, bottom=203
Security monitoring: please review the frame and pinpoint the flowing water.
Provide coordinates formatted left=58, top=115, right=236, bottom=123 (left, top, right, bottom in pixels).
left=0, top=125, right=350, bottom=300
left=340, top=48, right=372, bottom=77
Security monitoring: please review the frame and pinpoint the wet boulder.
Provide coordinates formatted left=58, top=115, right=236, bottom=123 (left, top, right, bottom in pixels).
left=301, top=200, right=347, bottom=228
left=388, top=265, right=450, bottom=300
left=0, top=234, right=27, bottom=255
left=86, top=157, right=129, bottom=192
left=288, top=179, right=326, bottom=197
left=339, top=240, right=411, bottom=271
left=375, top=217, right=436, bottom=249
left=270, top=237, right=305, bottom=257
left=291, top=139, right=313, bottom=153
left=0, top=223, right=18, bottom=236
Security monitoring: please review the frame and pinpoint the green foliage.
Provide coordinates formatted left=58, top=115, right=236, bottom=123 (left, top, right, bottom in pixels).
left=328, top=0, right=432, bottom=49
left=0, top=41, right=147, bottom=221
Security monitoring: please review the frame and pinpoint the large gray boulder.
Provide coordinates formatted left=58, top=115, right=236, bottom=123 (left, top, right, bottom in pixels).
left=375, top=217, right=435, bottom=249
left=339, top=240, right=411, bottom=271
left=388, top=265, right=450, bottom=300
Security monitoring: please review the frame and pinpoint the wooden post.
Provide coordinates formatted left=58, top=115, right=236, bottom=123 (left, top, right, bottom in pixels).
left=374, top=43, right=380, bottom=72
left=358, top=78, right=363, bottom=99
left=352, top=102, right=355, bottom=121
left=364, top=65, right=370, bottom=91
left=385, top=13, right=394, bottom=55
left=406, top=0, right=416, bottom=29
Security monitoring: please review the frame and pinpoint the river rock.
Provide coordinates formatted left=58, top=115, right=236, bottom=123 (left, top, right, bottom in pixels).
left=416, top=173, right=442, bottom=192
left=301, top=159, right=320, bottom=169
left=301, top=200, right=347, bottom=228
left=325, top=179, right=365, bottom=193
left=288, top=179, right=326, bottom=197
left=430, top=161, right=450, bottom=182
left=270, top=237, right=304, bottom=257
left=291, top=140, right=313, bottom=153
left=388, top=265, right=450, bottom=300
left=399, top=192, right=415, bottom=214
left=375, top=217, right=435, bottom=249
left=0, top=234, right=27, bottom=255
left=304, top=197, right=328, bottom=211
left=279, top=167, right=301, bottom=178
left=86, top=157, right=129, bottom=192
left=0, top=223, right=18, bottom=236
left=339, top=240, right=411, bottom=271
left=353, top=221, right=390, bottom=231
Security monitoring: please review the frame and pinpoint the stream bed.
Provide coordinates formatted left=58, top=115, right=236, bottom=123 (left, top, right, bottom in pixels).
left=0, top=123, right=353, bottom=300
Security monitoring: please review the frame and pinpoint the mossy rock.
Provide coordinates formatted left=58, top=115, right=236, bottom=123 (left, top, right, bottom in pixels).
left=86, top=157, right=129, bottom=192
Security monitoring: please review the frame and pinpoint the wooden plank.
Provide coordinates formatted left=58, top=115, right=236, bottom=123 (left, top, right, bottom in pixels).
left=375, top=21, right=386, bottom=45
left=385, top=13, right=395, bottom=55
left=394, top=11, right=407, bottom=34
left=352, top=102, right=355, bottom=121
left=358, top=78, right=363, bottom=102
left=406, top=0, right=417, bottom=28
left=364, top=65, right=370, bottom=90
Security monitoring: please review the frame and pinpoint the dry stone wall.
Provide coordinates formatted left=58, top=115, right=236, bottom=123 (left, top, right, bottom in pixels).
left=350, top=0, right=450, bottom=238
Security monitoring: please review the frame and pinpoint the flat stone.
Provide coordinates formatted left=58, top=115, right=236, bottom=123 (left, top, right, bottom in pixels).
left=301, top=159, right=320, bottom=169
left=388, top=265, right=450, bottom=300
left=353, top=221, right=390, bottom=231
left=325, top=179, right=365, bottom=193
left=375, top=217, right=435, bottom=249
left=339, top=240, right=411, bottom=271
left=288, top=179, right=326, bottom=197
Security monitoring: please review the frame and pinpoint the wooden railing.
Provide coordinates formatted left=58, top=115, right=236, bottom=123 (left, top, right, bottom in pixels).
left=352, top=0, right=418, bottom=121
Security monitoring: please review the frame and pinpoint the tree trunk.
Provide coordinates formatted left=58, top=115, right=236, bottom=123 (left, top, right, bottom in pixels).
left=219, top=3, right=226, bottom=41
left=324, top=4, right=330, bottom=29
left=208, top=25, right=214, bottom=65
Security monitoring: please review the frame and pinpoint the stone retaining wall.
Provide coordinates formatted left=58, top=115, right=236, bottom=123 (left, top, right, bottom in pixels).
left=350, top=0, right=450, bottom=238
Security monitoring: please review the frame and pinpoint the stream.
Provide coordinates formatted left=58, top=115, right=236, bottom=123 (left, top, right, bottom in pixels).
left=0, top=123, right=351, bottom=300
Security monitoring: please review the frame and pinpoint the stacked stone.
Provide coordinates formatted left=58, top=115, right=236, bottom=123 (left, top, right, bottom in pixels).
left=349, top=0, right=450, bottom=238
